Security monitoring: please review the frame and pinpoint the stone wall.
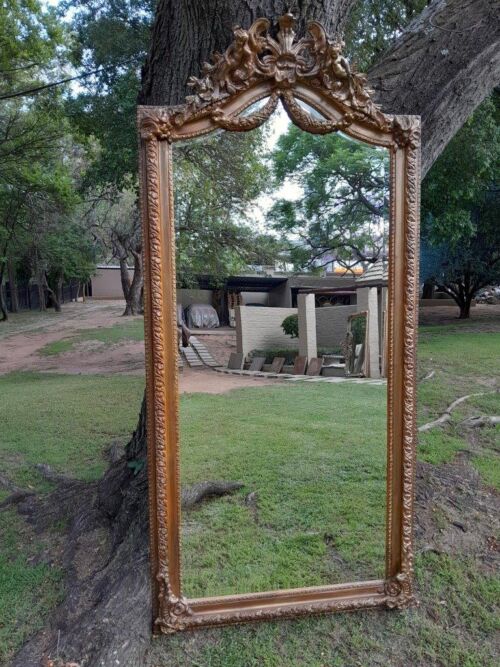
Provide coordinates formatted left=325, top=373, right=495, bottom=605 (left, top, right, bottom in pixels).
left=91, top=266, right=134, bottom=299
left=177, top=288, right=213, bottom=307
left=315, top=305, right=357, bottom=349
left=240, top=291, right=268, bottom=305
left=235, top=305, right=297, bottom=359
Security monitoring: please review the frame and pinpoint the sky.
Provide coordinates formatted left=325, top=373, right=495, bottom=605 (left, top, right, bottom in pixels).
left=249, top=103, right=302, bottom=231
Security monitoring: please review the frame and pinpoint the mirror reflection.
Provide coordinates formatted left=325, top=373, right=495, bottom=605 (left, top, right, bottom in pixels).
left=172, top=103, right=389, bottom=598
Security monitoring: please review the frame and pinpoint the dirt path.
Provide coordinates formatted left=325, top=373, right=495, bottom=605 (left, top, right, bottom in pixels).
left=0, top=301, right=133, bottom=375
left=0, top=301, right=278, bottom=393
left=420, top=303, right=500, bottom=329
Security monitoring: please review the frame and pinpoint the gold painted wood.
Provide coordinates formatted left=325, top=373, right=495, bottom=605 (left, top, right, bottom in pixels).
left=138, top=13, right=421, bottom=633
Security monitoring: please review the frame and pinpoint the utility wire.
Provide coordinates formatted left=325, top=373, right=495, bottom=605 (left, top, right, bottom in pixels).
left=0, top=57, right=142, bottom=101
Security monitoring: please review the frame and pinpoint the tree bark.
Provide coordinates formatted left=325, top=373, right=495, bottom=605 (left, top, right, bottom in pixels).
left=8, top=258, right=19, bottom=313
left=44, top=274, right=62, bottom=313
left=119, top=254, right=132, bottom=301
left=37, top=279, right=46, bottom=311
left=12, top=1, right=500, bottom=665
left=123, top=247, right=144, bottom=316
left=0, top=262, right=8, bottom=321
left=368, top=0, right=500, bottom=177
left=458, top=296, right=472, bottom=319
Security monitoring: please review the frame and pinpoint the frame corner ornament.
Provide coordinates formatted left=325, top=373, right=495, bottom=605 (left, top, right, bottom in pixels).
left=384, top=573, right=418, bottom=609
left=155, top=571, right=193, bottom=634
left=392, top=115, right=421, bottom=149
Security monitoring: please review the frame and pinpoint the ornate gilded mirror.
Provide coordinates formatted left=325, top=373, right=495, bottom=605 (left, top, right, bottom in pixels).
left=138, top=14, right=420, bottom=633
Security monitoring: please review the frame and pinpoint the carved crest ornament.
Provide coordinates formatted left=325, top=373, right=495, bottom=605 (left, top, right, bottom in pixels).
left=139, top=14, right=419, bottom=147
left=138, top=14, right=420, bottom=634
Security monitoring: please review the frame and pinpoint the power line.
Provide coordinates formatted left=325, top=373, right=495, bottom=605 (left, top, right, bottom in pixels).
left=0, top=57, right=142, bottom=101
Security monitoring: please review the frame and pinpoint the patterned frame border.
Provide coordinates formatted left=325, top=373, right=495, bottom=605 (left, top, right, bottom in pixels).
left=138, top=14, right=420, bottom=633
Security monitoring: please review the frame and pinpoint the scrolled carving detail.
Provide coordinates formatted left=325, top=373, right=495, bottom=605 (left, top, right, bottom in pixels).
left=212, top=93, right=279, bottom=131
left=392, top=115, right=421, bottom=149
left=155, top=570, right=193, bottom=633
left=185, top=13, right=388, bottom=131
left=384, top=573, right=416, bottom=609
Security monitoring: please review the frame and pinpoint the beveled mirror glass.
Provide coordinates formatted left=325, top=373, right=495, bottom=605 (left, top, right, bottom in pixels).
left=138, top=14, right=420, bottom=633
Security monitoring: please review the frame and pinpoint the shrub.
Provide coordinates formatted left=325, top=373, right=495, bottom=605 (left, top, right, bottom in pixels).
left=281, top=314, right=299, bottom=338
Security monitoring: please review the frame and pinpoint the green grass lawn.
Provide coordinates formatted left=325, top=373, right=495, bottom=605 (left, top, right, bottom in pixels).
left=0, top=323, right=498, bottom=666
left=180, top=383, right=387, bottom=597
left=39, top=318, right=145, bottom=355
left=0, top=372, right=145, bottom=491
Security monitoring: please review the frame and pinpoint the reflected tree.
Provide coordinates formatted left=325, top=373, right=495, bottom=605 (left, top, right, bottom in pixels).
left=268, top=128, right=389, bottom=271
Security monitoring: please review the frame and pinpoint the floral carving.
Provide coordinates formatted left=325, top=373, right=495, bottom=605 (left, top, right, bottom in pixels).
left=184, top=14, right=388, bottom=131
left=392, top=115, right=421, bottom=149
left=140, top=109, right=174, bottom=141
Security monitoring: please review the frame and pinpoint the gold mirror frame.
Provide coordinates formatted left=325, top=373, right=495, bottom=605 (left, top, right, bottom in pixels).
left=138, top=14, right=420, bottom=634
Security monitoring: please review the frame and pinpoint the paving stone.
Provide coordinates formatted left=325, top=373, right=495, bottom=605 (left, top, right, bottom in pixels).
left=227, top=352, right=244, bottom=370
left=293, top=356, right=308, bottom=375
left=270, top=357, right=285, bottom=373
left=249, top=357, right=266, bottom=371
left=306, top=357, right=323, bottom=376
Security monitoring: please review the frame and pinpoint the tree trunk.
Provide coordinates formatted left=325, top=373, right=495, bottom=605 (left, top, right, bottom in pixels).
left=458, top=294, right=473, bottom=319
left=119, top=255, right=132, bottom=301
left=422, top=280, right=434, bottom=300
left=123, top=247, right=144, bottom=316
left=44, top=274, right=62, bottom=313
left=13, top=1, right=500, bottom=665
left=37, top=279, right=46, bottom=311
left=56, top=275, right=63, bottom=309
left=8, top=258, right=19, bottom=313
left=0, top=262, right=8, bottom=322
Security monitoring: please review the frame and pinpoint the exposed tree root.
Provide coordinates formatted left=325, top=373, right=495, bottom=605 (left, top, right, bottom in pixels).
left=0, top=472, right=35, bottom=508
left=10, top=452, right=243, bottom=667
left=181, top=480, right=244, bottom=509
left=461, top=415, right=500, bottom=428
left=0, top=489, right=35, bottom=508
left=418, top=391, right=496, bottom=433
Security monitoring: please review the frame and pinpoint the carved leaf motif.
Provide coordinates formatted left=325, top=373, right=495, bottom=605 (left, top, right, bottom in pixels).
left=183, top=14, right=387, bottom=130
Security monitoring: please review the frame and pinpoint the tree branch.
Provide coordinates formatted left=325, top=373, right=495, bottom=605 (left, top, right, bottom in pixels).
left=368, top=0, right=500, bottom=176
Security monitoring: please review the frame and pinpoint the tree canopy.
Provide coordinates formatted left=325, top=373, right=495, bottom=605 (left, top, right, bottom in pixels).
left=421, top=93, right=500, bottom=317
left=174, top=128, right=280, bottom=285
left=0, top=0, right=94, bottom=318
left=268, top=127, right=389, bottom=272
